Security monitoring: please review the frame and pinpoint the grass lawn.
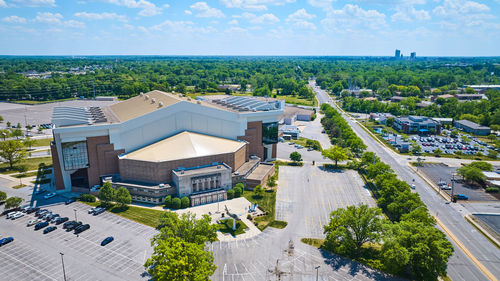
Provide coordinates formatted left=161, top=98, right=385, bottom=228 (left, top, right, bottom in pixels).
left=243, top=189, right=279, bottom=231
left=33, top=138, right=53, bottom=147
left=13, top=171, right=38, bottom=178
left=0, top=157, right=52, bottom=174
left=286, top=137, right=322, bottom=151
left=9, top=98, right=77, bottom=104
left=81, top=200, right=164, bottom=228
left=216, top=219, right=249, bottom=236
left=275, top=94, right=314, bottom=106
left=12, top=183, right=27, bottom=189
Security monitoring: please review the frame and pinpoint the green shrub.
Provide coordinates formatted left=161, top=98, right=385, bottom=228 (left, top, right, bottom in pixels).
left=80, top=194, right=96, bottom=202
left=164, top=195, right=172, bottom=208
left=234, top=186, right=242, bottom=198
left=171, top=197, right=181, bottom=209
left=486, top=187, right=499, bottom=193
left=227, top=189, right=235, bottom=199
left=180, top=196, right=190, bottom=208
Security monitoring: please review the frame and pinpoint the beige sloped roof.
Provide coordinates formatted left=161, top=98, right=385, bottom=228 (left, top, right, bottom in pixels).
left=108, top=90, right=182, bottom=122
left=121, top=131, right=246, bottom=162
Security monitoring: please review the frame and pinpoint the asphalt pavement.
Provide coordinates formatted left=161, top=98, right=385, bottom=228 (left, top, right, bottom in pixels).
left=310, top=80, right=500, bottom=281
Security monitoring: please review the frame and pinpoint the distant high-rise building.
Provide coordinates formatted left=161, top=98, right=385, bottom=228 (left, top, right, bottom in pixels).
left=395, top=49, right=401, bottom=58
left=410, top=52, right=416, bottom=59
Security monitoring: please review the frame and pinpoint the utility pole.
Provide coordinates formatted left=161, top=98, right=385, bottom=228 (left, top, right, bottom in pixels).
left=451, top=174, right=455, bottom=202
left=60, top=252, right=67, bottom=281
left=315, top=265, right=320, bottom=281
left=74, top=209, right=77, bottom=221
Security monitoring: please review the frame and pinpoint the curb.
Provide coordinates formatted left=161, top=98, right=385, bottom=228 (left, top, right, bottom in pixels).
left=465, top=214, right=500, bottom=249
left=408, top=163, right=451, bottom=201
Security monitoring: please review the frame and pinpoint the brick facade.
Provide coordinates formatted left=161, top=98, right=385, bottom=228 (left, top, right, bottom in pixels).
left=50, top=142, right=65, bottom=190
left=86, top=136, right=125, bottom=188
left=237, top=121, right=264, bottom=159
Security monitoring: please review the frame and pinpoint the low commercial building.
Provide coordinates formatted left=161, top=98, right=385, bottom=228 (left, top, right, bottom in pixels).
left=432, top=118, right=453, bottom=126
left=50, top=91, right=284, bottom=206
left=454, top=120, right=491, bottom=136
left=280, top=106, right=314, bottom=125
left=279, top=125, right=300, bottom=140
left=393, top=116, right=441, bottom=135
left=455, top=94, right=487, bottom=101
left=369, top=113, right=394, bottom=125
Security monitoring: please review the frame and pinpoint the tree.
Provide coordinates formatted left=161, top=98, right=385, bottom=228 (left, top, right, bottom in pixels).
left=144, top=236, right=216, bottom=281
left=433, top=148, right=442, bottom=155
left=175, top=83, right=186, bottom=94
left=22, top=138, right=36, bottom=150
left=0, top=115, right=3, bottom=123
left=488, top=149, right=498, bottom=159
left=0, top=191, right=6, bottom=202
left=457, top=166, right=485, bottom=185
left=10, top=129, right=23, bottom=139
left=323, top=205, right=384, bottom=257
left=234, top=186, right=242, bottom=198
left=382, top=221, right=453, bottom=280
left=411, top=142, right=421, bottom=155
left=181, top=196, right=190, bottom=209
left=321, top=145, right=347, bottom=167
left=97, top=182, right=116, bottom=205
left=468, top=161, right=493, bottom=171
left=156, top=211, right=217, bottom=244
left=366, top=162, right=393, bottom=180
left=0, top=140, right=28, bottom=168
left=17, top=164, right=28, bottom=175
left=266, top=176, right=276, bottom=188
left=5, top=196, right=23, bottom=209
left=386, top=117, right=395, bottom=127
left=16, top=123, right=21, bottom=129
left=171, top=197, right=181, bottom=209
left=254, top=185, right=264, bottom=198
left=289, top=151, right=302, bottom=163
left=164, top=195, right=172, bottom=208
left=361, top=151, right=379, bottom=167
left=115, top=186, right=131, bottom=207
left=6, top=121, right=11, bottom=128
left=227, top=189, right=235, bottom=199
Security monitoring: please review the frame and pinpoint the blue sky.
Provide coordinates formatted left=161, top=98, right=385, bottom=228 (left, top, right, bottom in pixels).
left=0, top=0, right=499, bottom=56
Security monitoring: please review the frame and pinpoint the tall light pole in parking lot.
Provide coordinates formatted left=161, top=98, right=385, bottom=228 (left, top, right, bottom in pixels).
left=451, top=174, right=455, bottom=202
left=60, top=252, right=67, bottom=281
left=73, top=209, right=77, bottom=222
left=315, top=265, right=320, bottom=281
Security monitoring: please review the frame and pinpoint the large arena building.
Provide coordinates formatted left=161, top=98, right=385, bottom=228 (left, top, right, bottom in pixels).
left=50, top=91, right=283, bottom=205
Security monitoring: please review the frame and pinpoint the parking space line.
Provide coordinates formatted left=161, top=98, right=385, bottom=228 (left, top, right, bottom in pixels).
left=0, top=248, right=56, bottom=280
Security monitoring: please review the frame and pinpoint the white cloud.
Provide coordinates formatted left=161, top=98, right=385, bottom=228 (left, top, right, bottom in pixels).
left=0, top=0, right=7, bottom=7
left=249, top=13, right=279, bottom=24
left=75, top=12, right=127, bottom=22
left=433, top=0, right=489, bottom=17
left=104, top=0, right=162, bottom=16
left=307, top=0, right=334, bottom=9
left=34, top=12, right=63, bottom=24
left=2, top=15, right=27, bottom=23
left=189, top=2, right=225, bottom=18
left=185, top=10, right=192, bottom=15
left=9, top=0, right=55, bottom=7
left=64, top=20, right=85, bottom=28
left=287, top=8, right=315, bottom=21
left=221, top=0, right=295, bottom=11
left=321, top=4, right=387, bottom=32
left=228, top=19, right=238, bottom=25
left=392, top=5, right=430, bottom=22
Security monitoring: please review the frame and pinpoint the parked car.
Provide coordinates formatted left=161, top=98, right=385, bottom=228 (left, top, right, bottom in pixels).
left=11, top=212, right=24, bottom=220
left=65, top=199, right=76, bottom=205
left=63, top=220, right=77, bottom=229
left=88, top=207, right=97, bottom=214
left=26, top=207, right=40, bottom=214
left=441, top=184, right=452, bottom=190
left=6, top=211, right=18, bottom=219
left=0, top=237, right=14, bottom=246
left=93, top=208, right=106, bottom=216
left=456, top=194, right=469, bottom=200
left=44, top=192, right=56, bottom=199
left=43, top=226, right=57, bottom=234
left=50, top=215, right=61, bottom=224
left=101, top=236, right=114, bottom=246
left=411, top=184, right=416, bottom=189
left=27, top=219, right=41, bottom=226
left=34, top=221, right=49, bottom=230
left=66, top=221, right=82, bottom=231
left=74, top=224, right=90, bottom=234
left=55, top=217, right=69, bottom=225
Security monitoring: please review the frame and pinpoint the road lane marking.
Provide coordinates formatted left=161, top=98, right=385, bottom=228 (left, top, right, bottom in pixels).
left=435, top=216, right=498, bottom=281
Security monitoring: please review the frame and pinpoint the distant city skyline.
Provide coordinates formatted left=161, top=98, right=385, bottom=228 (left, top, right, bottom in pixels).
left=0, top=0, right=499, bottom=56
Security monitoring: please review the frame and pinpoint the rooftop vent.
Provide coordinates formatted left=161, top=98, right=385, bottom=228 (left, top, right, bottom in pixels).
left=139, top=92, right=144, bottom=97
left=158, top=101, right=164, bottom=108
left=151, top=98, right=156, bottom=104
left=187, top=97, right=191, bottom=101
left=144, top=95, right=149, bottom=100
left=197, top=100, right=201, bottom=104
left=178, top=94, right=183, bottom=97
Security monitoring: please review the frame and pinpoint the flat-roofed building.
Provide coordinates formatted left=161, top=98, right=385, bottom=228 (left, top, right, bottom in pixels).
left=394, top=116, right=441, bottom=135
left=50, top=91, right=284, bottom=205
left=279, top=106, right=314, bottom=125
left=454, top=120, right=491, bottom=136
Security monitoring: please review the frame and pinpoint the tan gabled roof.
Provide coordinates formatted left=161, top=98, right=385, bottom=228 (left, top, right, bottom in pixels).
left=120, top=131, right=246, bottom=162
left=108, top=90, right=182, bottom=122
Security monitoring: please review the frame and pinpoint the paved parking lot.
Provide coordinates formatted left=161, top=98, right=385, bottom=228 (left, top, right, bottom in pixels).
left=419, top=163, right=498, bottom=201
left=0, top=202, right=156, bottom=281
left=475, top=214, right=500, bottom=236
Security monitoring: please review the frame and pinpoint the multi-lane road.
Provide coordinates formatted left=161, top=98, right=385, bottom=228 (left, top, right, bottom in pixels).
left=311, top=80, right=500, bottom=281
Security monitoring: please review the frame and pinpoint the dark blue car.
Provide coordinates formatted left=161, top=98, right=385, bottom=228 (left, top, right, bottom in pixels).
left=0, top=237, right=14, bottom=246
left=34, top=221, right=49, bottom=230
left=456, top=194, right=469, bottom=200
left=101, top=236, right=114, bottom=246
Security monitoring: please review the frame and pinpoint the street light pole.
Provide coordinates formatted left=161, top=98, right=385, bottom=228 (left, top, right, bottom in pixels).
left=315, top=265, right=320, bottom=281
left=73, top=209, right=77, bottom=222
left=60, top=252, right=67, bottom=281
left=451, top=174, right=455, bottom=202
